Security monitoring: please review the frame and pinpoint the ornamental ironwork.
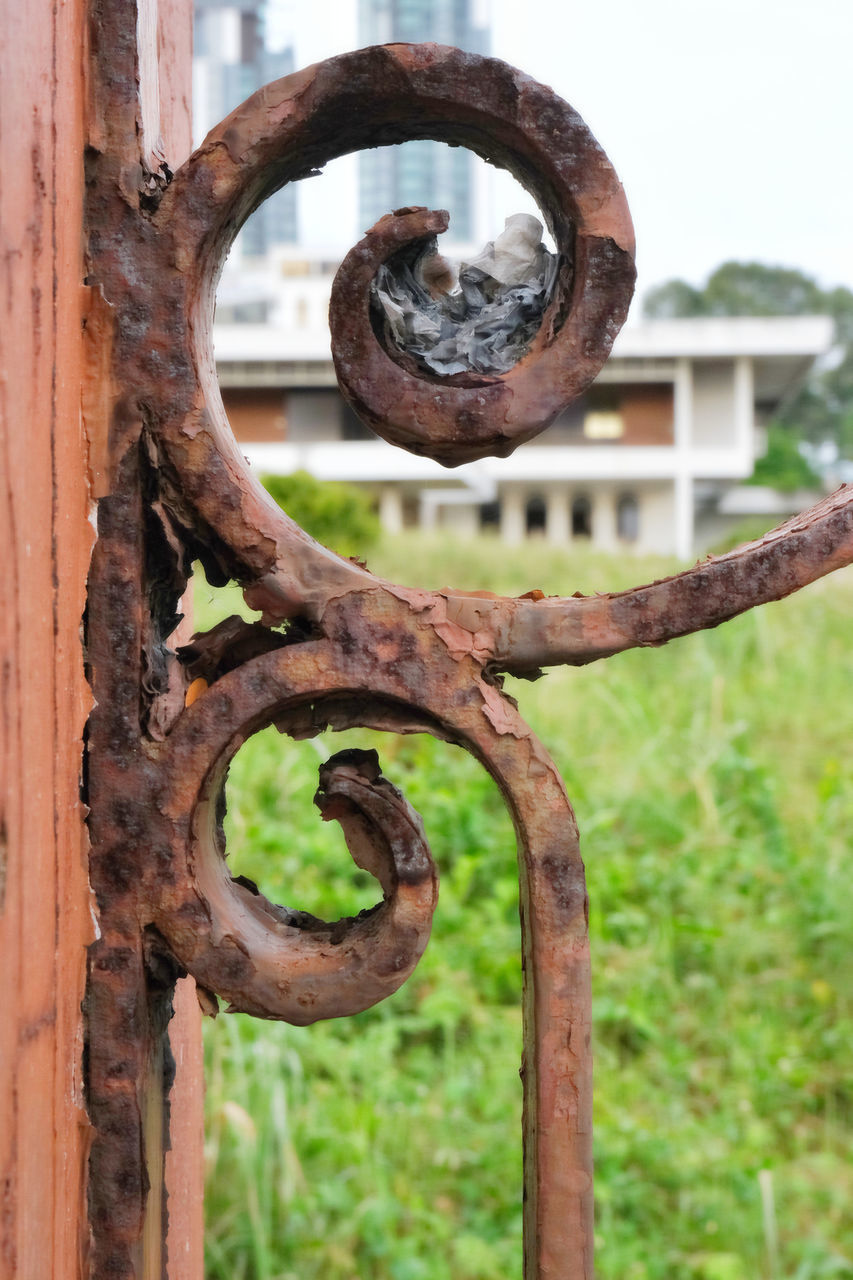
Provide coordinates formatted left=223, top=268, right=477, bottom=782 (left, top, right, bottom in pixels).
left=84, top=40, right=853, bottom=1278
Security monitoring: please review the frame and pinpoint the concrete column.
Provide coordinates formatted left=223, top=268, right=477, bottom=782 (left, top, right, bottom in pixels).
left=734, top=355, right=755, bottom=464
left=500, top=489, right=525, bottom=545
left=378, top=485, right=404, bottom=535
left=673, top=474, right=693, bottom=561
left=419, top=491, right=437, bottom=531
left=545, top=487, right=570, bottom=544
left=593, top=488, right=618, bottom=552
left=673, top=358, right=695, bottom=561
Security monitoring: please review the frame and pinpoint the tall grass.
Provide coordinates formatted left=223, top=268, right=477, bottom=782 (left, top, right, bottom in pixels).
left=198, top=534, right=853, bottom=1280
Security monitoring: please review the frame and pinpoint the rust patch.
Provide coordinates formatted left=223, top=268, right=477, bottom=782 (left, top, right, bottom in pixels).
left=82, top=30, right=853, bottom=1280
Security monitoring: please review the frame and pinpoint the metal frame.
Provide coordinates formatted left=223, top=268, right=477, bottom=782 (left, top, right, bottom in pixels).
left=83, top=34, right=853, bottom=1279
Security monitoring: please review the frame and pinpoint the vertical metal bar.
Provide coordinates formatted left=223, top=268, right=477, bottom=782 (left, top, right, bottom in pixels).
left=75, top=25, right=853, bottom=1280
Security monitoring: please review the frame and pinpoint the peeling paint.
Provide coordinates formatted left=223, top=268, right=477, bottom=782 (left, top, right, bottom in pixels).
left=82, top=31, right=853, bottom=1280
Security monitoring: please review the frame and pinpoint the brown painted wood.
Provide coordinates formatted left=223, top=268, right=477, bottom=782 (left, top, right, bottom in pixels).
left=0, top=0, right=202, bottom=1275
left=0, top=0, right=93, bottom=1274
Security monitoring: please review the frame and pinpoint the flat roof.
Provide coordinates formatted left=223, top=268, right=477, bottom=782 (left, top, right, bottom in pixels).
left=612, top=315, right=833, bottom=359
left=213, top=314, right=833, bottom=369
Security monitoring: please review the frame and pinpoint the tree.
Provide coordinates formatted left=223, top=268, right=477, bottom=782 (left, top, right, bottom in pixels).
left=644, top=262, right=853, bottom=457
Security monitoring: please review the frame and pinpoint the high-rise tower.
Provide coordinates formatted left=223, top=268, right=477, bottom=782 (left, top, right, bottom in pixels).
left=357, top=0, right=490, bottom=243
left=194, top=0, right=298, bottom=255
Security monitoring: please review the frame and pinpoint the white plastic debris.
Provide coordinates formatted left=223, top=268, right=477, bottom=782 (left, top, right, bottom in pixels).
left=460, top=212, right=547, bottom=287
left=371, top=214, right=560, bottom=377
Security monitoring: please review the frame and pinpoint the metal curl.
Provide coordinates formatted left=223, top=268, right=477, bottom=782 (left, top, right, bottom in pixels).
left=328, top=173, right=634, bottom=465
left=152, top=700, right=437, bottom=1025
left=151, top=42, right=633, bottom=597
left=84, top=21, right=853, bottom=1278
left=148, top=44, right=853, bottom=650
left=153, top=600, right=595, bottom=1275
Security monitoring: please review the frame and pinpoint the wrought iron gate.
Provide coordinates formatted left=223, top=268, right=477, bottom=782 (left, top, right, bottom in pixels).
left=80, top=18, right=853, bottom=1279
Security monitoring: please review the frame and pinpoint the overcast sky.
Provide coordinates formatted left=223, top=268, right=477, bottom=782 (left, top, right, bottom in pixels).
left=264, top=0, right=853, bottom=307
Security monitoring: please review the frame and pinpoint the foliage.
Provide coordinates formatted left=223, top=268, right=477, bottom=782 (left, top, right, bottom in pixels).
left=645, top=263, right=827, bottom=320
left=706, top=519, right=779, bottom=557
left=747, top=426, right=821, bottom=493
left=261, top=469, right=380, bottom=558
left=644, top=261, right=853, bottom=456
left=197, top=534, right=853, bottom=1280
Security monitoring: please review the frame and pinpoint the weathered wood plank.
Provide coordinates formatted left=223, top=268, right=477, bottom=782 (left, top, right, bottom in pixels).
left=0, top=0, right=202, bottom=1274
left=0, top=1, right=93, bottom=1274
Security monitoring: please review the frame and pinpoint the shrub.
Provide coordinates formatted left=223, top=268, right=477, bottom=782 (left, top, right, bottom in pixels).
left=748, top=425, right=821, bottom=492
left=262, top=470, right=380, bottom=558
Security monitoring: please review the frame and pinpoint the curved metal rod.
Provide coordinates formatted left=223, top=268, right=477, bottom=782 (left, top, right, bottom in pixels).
left=148, top=43, right=633, bottom=608
left=328, top=196, right=633, bottom=466
left=155, top=604, right=594, bottom=1277
left=154, top=723, right=437, bottom=1024
left=145, top=45, right=852, bottom=657
left=438, top=483, right=853, bottom=673
left=94, top=31, right=853, bottom=1280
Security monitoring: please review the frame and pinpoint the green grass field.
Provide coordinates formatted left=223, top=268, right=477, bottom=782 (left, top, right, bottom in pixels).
left=197, top=534, right=853, bottom=1280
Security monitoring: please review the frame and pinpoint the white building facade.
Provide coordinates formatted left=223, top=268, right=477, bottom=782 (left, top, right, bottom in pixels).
left=212, top=260, right=831, bottom=559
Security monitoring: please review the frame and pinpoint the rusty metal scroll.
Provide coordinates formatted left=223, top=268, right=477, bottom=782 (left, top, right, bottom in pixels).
left=84, top=40, right=853, bottom=1278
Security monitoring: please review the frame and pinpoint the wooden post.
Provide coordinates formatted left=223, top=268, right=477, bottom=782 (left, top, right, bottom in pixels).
left=0, top=1, right=202, bottom=1275
left=0, top=0, right=94, bottom=1272
left=3, top=13, right=851, bottom=1278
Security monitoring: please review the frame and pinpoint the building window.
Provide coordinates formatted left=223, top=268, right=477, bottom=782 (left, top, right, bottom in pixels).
left=583, top=385, right=624, bottom=440
left=479, top=500, right=501, bottom=530
left=572, top=495, right=592, bottom=538
left=402, top=495, right=420, bottom=529
left=341, top=403, right=375, bottom=440
left=215, top=299, right=269, bottom=324
left=525, top=493, right=547, bottom=534
left=584, top=409, right=624, bottom=440
left=617, top=492, right=640, bottom=542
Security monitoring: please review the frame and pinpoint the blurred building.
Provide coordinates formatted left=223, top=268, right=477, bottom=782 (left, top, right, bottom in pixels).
left=194, top=8, right=832, bottom=559
left=357, top=0, right=490, bottom=243
left=193, top=0, right=297, bottom=255
left=212, top=255, right=833, bottom=559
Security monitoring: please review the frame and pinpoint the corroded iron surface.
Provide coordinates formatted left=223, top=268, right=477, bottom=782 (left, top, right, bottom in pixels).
left=326, top=56, right=637, bottom=464
left=84, top=34, right=853, bottom=1280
